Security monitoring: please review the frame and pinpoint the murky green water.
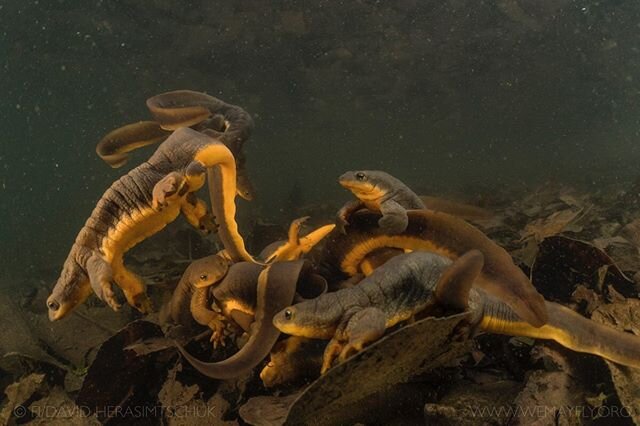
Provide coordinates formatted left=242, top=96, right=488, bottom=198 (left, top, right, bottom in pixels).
left=2, top=0, right=639, bottom=278
left=2, top=3, right=640, bottom=425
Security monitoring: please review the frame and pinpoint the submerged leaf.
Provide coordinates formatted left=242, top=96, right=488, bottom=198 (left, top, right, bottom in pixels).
left=240, top=394, right=299, bottom=426
left=531, top=236, right=636, bottom=302
left=29, top=387, right=100, bottom=425
left=591, top=299, right=640, bottom=425
left=424, top=373, right=521, bottom=426
left=0, top=373, right=47, bottom=424
left=76, top=320, right=168, bottom=423
left=520, top=208, right=586, bottom=243
left=620, top=218, right=640, bottom=248
left=240, top=313, right=471, bottom=426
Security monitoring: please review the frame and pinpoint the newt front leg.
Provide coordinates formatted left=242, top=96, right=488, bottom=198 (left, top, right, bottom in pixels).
left=182, top=193, right=218, bottom=234
left=320, top=307, right=361, bottom=373
left=337, top=307, right=386, bottom=362
left=50, top=128, right=248, bottom=320
left=336, top=200, right=364, bottom=234
left=191, top=286, right=234, bottom=349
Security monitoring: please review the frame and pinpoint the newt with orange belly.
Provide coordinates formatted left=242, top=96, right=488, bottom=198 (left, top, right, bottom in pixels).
left=275, top=251, right=640, bottom=374
left=47, top=127, right=250, bottom=320
left=328, top=170, right=547, bottom=327
left=97, top=89, right=256, bottom=200
left=176, top=260, right=327, bottom=379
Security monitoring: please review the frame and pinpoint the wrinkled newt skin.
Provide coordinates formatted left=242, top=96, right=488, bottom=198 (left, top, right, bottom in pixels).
left=97, top=90, right=255, bottom=200
left=176, top=260, right=315, bottom=379
left=275, top=251, right=640, bottom=373
left=169, top=252, right=231, bottom=328
left=358, top=247, right=406, bottom=277
left=149, top=89, right=256, bottom=200
left=277, top=251, right=461, bottom=373
left=47, top=128, right=248, bottom=321
left=337, top=170, right=425, bottom=234
left=320, top=209, right=548, bottom=328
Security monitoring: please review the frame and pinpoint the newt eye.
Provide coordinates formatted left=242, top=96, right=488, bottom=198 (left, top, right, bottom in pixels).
left=284, top=309, right=293, bottom=320
left=47, top=300, right=60, bottom=311
left=355, top=172, right=366, bottom=181
left=199, top=274, right=208, bottom=281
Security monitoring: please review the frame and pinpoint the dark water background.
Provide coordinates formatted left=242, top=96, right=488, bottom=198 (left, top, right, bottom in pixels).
left=1, top=0, right=639, bottom=279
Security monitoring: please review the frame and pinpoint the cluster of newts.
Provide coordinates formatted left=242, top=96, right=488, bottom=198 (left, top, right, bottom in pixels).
left=47, top=90, right=640, bottom=389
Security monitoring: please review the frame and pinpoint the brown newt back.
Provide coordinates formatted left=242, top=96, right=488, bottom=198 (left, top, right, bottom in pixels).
left=320, top=210, right=548, bottom=327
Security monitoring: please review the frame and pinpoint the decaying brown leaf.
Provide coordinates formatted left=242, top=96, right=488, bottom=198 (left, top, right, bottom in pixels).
left=239, top=394, right=299, bottom=426
left=591, top=299, right=640, bottom=426
left=511, top=345, right=585, bottom=426
left=240, top=313, right=471, bottom=426
left=531, top=236, right=636, bottom=303
left=76, top=320, right=168, bottom=423
left=592, top=235, right=630, bottom=251
left=423, top=374, right=521, bottom=426
left=620, top=218, right=640, bottom=248
left=158, top=363, right=238, bottom=426
left=159, top=364, right=200, bottom=410
left=0, top=373, right=47, bottom=424
left=28, top=387, right=100, bottom=425
left=520, top=207, right=587, bottom=243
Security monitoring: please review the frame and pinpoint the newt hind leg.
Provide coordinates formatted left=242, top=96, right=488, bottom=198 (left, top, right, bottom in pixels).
left=321, top=339, right=344, bottom=374
left=111, top=259, right=153, bottom=313
left=339, top=307, right=386, bottom=362
left=321, top=307, right=387, bottom=373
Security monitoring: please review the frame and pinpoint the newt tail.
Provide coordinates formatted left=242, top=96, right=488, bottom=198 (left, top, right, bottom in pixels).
left=479, top=297, right=640, bottom=368
left=175, top=260, right=302, bottom=379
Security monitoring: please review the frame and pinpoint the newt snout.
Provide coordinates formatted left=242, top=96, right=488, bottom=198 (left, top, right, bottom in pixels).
left=47, top=261, right=93, bottom=321
left=337, top=170, right=425, bottom=235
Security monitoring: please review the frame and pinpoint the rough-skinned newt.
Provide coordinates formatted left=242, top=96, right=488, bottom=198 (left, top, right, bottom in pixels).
left=95, top=121, right=170, bottom=168
left=47, top=127, right=248, bottom=320
left=357, top=247, right=406, bottom=277
left=148, top=89, right=255, bottom=200
left=337, top=170, right=424, bottom=234
left=168, top=252, right=231, bottom=328
left=274, top=251, right=640, bottom=373
left=259, top=216, right=336, bottom=263
left=176, top=260, right=323, bottom=379
left=320, top=209, right=548, bottom=327
left=97, top=90, right=255, bottom=200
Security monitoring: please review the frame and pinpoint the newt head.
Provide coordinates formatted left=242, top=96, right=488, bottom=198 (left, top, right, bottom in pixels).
left=339, top=170, right=388, bottom=203
left=189, top=254, right=232, bottom=289
left=47, top=259, right=93, bottom=321
left=236, top=169, right=255, bottom=201
left=273, top=297, right=340, bottom=339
